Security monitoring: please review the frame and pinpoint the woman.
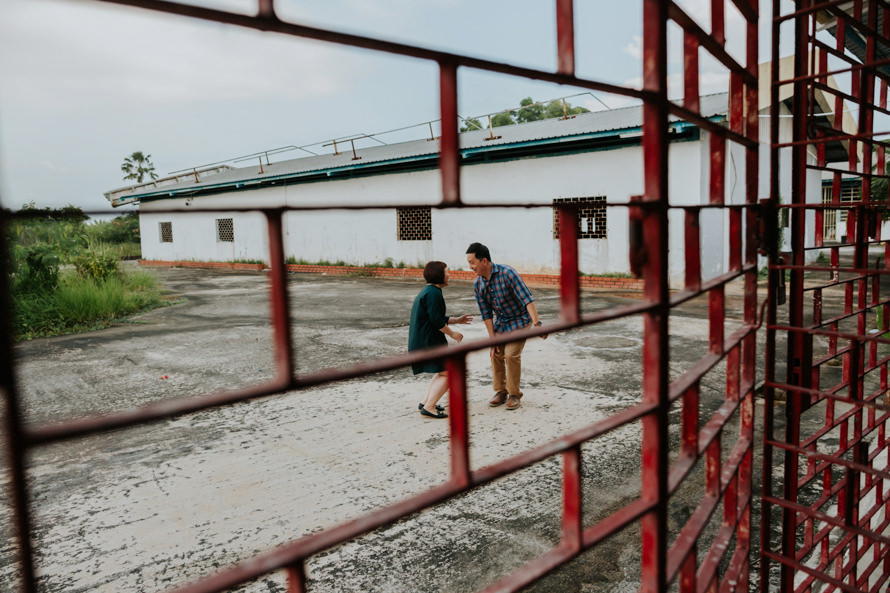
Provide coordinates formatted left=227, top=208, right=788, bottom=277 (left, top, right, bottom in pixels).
left=408, top=261, right=472, bottom=418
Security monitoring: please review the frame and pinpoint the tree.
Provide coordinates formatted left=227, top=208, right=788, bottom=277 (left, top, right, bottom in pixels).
left=491, top=111, right=515, bottom=128
left=460, top=118, right=484, bottom=133
left=545, top=99, right=590, bottom=119
left=515, top=97, right=545, bottom=124
left=121, top=151, right=158, bottom=183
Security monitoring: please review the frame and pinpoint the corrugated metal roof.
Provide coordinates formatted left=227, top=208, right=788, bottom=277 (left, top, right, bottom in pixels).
left=107, top=93, right=728, bottom=206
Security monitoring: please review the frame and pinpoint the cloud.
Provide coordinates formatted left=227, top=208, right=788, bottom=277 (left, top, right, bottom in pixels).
left=624, top=35, right=643, bottom=60
left=0, top=0, right=364, bottom=111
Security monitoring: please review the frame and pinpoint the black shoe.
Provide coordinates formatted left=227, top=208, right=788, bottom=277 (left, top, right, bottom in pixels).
left=419, top=402, right=445, bottom=412
left=420, top=407, right=448, bottom=419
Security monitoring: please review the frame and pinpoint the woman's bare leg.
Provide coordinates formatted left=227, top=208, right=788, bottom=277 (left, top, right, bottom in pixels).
left=422, top=372, right=449, bottom=413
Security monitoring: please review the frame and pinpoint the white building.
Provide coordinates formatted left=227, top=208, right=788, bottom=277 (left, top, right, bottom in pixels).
left=106, top=87, right=839, bottom=287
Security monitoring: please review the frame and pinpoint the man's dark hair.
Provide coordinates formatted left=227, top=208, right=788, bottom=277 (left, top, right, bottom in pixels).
left=466, top=242, right=492, bottom=262
left=423, top=260, right=447, bottom=285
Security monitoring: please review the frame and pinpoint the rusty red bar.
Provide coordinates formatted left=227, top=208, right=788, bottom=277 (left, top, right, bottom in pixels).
left=641, top=3, right=670, bottom=593
left=446, top=355, right=470, bottom=487
left=683, top=32, right=700, bottom=112
left=438, top=59, right=460, bottom=206
left=1, top=1, right=770, bottom=592
left=265, top=210, right=295, bottom=382
left=555, top=0, right=574, bottom=76
left=558, top=204, right=580, bottom=324
left=560, top=446, right=582, bottom=551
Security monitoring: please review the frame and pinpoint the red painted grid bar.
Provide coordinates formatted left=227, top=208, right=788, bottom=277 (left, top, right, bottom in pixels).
left=762, top=1, right=890, bottom=593
left=0, top=1, right=763, bottom=593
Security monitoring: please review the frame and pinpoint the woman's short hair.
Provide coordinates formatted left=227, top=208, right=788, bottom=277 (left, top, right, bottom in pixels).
left=423, top=261, right=447, bottom=284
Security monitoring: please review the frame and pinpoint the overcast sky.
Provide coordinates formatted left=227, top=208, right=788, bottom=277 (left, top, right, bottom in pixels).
left=0, top=0, right=785, bottom=216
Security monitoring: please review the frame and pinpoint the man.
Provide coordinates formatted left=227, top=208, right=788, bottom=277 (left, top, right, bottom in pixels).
left=466, top=242, right=546, bottom=411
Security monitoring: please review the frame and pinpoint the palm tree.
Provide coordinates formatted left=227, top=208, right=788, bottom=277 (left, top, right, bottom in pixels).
left=121, top=151, right=159, bottom=183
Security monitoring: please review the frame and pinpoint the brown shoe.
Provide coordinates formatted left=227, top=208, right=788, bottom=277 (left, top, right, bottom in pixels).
left=505, top=395, right=522, bottom=410
left=488, top=391, right=508, bottom=407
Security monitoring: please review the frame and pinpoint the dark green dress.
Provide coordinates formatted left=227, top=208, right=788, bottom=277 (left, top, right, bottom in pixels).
left=408, top=284, right=448, bottom=375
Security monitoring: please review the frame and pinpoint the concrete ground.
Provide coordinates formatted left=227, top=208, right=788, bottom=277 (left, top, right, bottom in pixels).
left=2, top=265, right=761, bottom=593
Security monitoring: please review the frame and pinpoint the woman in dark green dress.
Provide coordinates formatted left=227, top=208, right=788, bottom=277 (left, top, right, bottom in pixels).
left=409, top=261, right=472, bottom=418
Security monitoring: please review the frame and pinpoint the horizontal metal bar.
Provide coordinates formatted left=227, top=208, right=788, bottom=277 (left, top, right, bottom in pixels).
left=761, top=549, right=863, bottom=593
left=762, top=495, right=890, bottom=548
left=668, top=325, right=758, bottom=404
left=666, top=437, right=753, bottom=582
left=763, top=440, right=890, bottom=484
left=89, top=0, right=646, bottom=101
left=164, top=399, right=657, bottom=593
left=766, top=379, right=890, bottom=416
left=667, top=1, right=757, bottom=87
left=25, top=298, right=655, bottom=445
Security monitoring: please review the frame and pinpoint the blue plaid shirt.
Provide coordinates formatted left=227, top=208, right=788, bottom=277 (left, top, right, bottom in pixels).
left=473, top=263, right=535, bottom=334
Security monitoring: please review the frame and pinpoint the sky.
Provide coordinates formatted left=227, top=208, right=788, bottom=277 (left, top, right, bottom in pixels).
left=0, top=0, right=790, bottom=216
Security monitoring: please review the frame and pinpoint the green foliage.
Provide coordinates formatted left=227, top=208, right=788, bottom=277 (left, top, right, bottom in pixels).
left=491, top=111, right=515, bottom=127
left=74, top=250, right=120, bottom=283
left=121, top=151, right=158, bottom=183
left=12, top=268, right=165, bottom=340
left=88, top=211, right=140, bottom=245
left=5, top=204, right=163, bottom=340
left=485, top=97, right=591, bottom=129
left=515, top=97, right=545, bottom=124
left=544, top=99, right=589, bottom=119
left=460, top=118, right=484, bottom=133
left=14, top=245, right=61, bottom=294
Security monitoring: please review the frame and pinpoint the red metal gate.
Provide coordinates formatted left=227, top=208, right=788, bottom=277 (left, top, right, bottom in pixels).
left=4, top=1, right=886, bottom=592
left=760, top=2, right=890, bottom=593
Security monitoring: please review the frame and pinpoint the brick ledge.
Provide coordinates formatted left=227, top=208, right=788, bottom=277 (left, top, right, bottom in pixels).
left=138, top=260, right=643, bottom=291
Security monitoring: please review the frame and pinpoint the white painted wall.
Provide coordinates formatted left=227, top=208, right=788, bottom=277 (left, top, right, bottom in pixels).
left=140, top=197, right=269, bottom=263
left=139, top=124, right=822, bottom=287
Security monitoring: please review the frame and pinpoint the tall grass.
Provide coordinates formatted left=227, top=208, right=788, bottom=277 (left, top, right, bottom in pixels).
left=13, top=269, right=166, bottom=340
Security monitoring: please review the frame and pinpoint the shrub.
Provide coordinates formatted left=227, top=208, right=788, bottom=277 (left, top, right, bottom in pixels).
left=13, top=268, right=165, bottom=340
left=74, top=251, right=120, bottom=282
left=16, top=245, right=60, bottom=294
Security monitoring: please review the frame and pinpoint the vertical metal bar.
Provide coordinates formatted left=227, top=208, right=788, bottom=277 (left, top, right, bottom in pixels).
left=681, top=384, right=700, bottom=457
left=709, top=286, right=725, bottom=355
left=257, top=0, right=275, bottom=19
left=558, top=204, right=580, bottom=325
left=446, top=356, right=470, bottom=488
left=555, top=0, right=575, bottom=76
left=286, top=561, right=307, bottom=593
left=641, top=2, right=669, bottom=593
left=561, top=445, right=582, bottom=551
left=709, top=130, right=726, bottom=204
left=760, top=2, right=782, bottom=588
left=0, top=212, right=38, bottom=593
left=438, top=60, right=460, bottom=206
left=266, top=210, right=295, bottom=383
left=683, top=33, right=700, bottom=112
left=711, top=0, right=725, bottom=46
left=684, top=209, right=701, bottom=291
left=781, top=3, right=811, bottom=591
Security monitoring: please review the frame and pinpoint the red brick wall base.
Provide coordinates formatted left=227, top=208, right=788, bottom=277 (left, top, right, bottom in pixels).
left=138, top=260, right=643, bottom=291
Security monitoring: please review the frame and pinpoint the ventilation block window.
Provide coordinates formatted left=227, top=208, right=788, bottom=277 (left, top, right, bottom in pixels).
left=216, top=218, right=234, bottom=242
left=396, top=207, right=432, bottom=241
left=159, top=221, right=173, bottom=243
left=552, top=196, right=607, bottom=239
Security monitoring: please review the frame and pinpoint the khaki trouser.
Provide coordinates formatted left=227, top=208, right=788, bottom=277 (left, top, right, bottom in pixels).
left=492, top=333, right=528, bottom=397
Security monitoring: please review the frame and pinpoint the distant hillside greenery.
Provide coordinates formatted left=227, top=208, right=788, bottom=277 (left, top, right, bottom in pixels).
left=460, top=96, right=591, bottom=132
left=4, top=203, right=166, bottom=340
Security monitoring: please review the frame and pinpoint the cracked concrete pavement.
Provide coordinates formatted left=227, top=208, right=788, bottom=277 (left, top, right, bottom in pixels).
left=2, top=265, right=758, bottom=593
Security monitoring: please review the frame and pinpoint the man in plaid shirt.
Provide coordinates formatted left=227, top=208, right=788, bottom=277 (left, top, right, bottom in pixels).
left=466, top=242, right=546, bottom=410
